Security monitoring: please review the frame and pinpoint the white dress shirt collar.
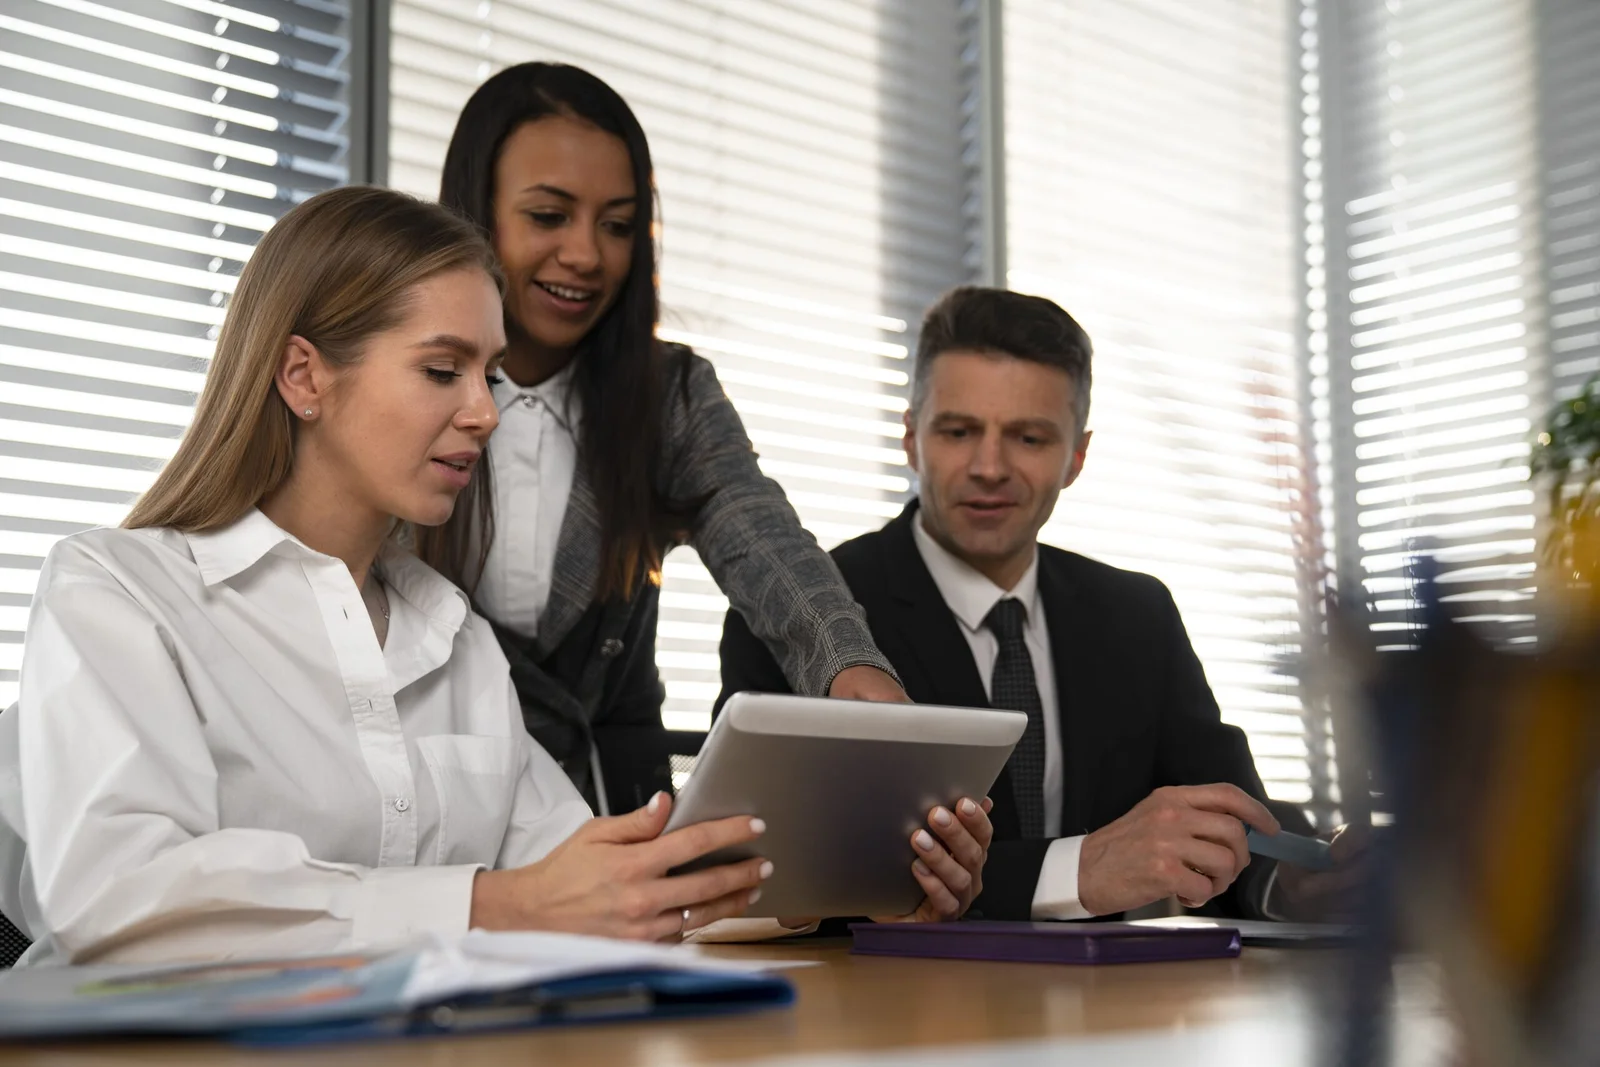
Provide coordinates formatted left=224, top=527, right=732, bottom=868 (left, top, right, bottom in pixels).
left=187, top=509, right=471, bottom=690
left=909, top=508, right=1042, bottom=634
left=186, top=505, right=309, bottom=586
left=492, top=358, right=579, bottom=423
left=188, top=510, right=469, bottom=624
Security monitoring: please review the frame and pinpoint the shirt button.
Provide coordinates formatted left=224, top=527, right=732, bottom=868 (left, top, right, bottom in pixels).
left=393, top=797, right=411, bottom=813
left=521, top=395, right=535, bottom=407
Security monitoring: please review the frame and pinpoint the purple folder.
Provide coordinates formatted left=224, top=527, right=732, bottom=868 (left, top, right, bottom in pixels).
left=849, top=921, right=1242, bottom=965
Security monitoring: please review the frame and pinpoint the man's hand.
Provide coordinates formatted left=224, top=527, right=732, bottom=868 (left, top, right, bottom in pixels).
left=828, top=665, right=910, bottom=703
left=1271, top=823, right=1372, bottom=921
left=470, top=792, right=773, bottom=940
left=1077, top=784, right=1279, bottom=916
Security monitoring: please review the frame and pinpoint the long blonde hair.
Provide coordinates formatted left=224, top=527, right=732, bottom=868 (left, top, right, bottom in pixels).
left=126, top=186, right=501, bottom=586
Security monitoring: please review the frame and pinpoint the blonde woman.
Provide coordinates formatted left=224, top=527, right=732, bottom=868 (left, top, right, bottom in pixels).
left=1, top=187, right=990, bottom=966
left=1, top=188, right=779, bottom=965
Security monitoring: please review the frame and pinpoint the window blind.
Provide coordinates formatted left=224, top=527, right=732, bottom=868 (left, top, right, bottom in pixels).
left=1309, top=0, right=1546, bottom=652
left=388, top=0, right=970, bottom=733
left=0, top=0, right=352, bottom=708
left=1539, top=0, right=1600, bottom=408
left=1001, top=0, right=1320, bottom=803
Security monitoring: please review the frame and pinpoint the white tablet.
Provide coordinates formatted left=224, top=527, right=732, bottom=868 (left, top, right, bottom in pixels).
left=664, top=693, right=1026, bottom=918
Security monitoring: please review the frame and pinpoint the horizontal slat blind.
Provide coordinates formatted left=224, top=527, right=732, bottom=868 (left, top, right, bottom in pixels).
left=0, top=0, right=351, bottom=708
left=388, top=0, right=968, bottom=731
left=1539, top=0, right=1600, bottom=405
left=1003, top=0, right=1317, bottom=802
left=1312, top=0, right=1545, bottom=651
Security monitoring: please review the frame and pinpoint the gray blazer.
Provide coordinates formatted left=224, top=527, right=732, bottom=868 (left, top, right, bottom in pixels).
left=491, top=345, right=895, bottom=812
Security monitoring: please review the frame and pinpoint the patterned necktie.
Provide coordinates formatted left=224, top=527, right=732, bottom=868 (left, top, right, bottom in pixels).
left=984, top=598, right=1048, bottom=838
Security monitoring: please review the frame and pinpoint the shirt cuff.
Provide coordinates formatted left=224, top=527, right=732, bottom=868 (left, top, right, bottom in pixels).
left=1030, top=835, right=1094, bottom=920
left=1258, top=862, right=1286, bottom=921
left=353, top=864, right=483, bottom=949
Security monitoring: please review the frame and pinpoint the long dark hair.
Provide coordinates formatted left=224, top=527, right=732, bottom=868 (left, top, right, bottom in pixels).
left=440, top=62, right=685, bottom=601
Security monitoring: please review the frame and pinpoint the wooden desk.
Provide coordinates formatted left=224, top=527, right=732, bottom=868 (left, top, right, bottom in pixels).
left=0, top=941, right=1430, bottom=1066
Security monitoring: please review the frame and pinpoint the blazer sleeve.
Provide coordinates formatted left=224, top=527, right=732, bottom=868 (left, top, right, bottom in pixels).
left=1148, top=579, right=1312, bottom=918
left=662, top=350, right=896, bottom=697
left=714, top=606, right=795, bottom=716
left=970, top=840, right=1053, bottom=921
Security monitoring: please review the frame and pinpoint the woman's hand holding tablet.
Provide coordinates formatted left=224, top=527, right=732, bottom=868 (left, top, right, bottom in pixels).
left=781, top=796, right=996, bottom=929
left=470, top=791, right=773, bottom=940
left=880, top=796, right=995, bottom=923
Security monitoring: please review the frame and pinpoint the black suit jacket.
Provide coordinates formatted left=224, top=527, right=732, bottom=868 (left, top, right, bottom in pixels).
left=716, top=499, right=1303, bottom=920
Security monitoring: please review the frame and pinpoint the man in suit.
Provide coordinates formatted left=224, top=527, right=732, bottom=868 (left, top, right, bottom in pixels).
left=717, top=286, right=1344, bottom=922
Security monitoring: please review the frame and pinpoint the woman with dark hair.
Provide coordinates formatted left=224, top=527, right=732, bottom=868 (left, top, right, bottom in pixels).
left=432, top=63, right=909, bottom=817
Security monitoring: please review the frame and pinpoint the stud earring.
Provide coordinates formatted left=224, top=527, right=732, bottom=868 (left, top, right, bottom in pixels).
left=303, top=408, right=315, bottom=418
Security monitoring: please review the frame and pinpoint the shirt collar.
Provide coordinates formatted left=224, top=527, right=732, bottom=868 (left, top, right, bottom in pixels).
left=375, top=539, right=470, bottom=635
left=186, top=509, right=470, bottom=634
left=492, top=359, right=579, bottom=419
left=186, top=507, right=304, bottom=586
left=375, top=541, right=472, bottom=687
left=910, top=509, right=1041, bottom=635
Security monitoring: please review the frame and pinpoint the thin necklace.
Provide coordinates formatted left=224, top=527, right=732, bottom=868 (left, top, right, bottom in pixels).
left=364, top=568, right=390, bottom=621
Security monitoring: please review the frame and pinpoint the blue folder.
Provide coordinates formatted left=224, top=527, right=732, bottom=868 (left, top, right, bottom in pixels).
left=0, top=947, right=795, bottom=1045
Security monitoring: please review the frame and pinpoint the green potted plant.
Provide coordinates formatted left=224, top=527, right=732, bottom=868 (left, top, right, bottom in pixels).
left=1530, top=373, right=1600, bottom=591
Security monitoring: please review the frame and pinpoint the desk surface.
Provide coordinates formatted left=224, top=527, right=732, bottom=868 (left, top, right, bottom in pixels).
left=0, top=940, right=1442, bottom=1066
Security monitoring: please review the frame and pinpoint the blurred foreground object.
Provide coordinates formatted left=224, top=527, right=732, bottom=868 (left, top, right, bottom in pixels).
left=1327, top=495, right=1600, bottom=1065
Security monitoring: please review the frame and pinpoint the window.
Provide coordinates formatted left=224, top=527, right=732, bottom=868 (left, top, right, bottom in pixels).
left=0, top=0, right=354, bottom=709
left=1307, top=0, right=1547, bottom=652
left=1537, top=2, right=1600, bottom=431
left=1001, top=0, right=1320, bottom=804
left=388, top=0, right=971, bottom=732
left=16, top=1, right=1588, bottom=820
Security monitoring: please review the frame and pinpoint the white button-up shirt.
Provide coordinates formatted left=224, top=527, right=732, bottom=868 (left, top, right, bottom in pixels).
left=474, top=363, right=580, bottom=639
left=7, top=510, right=592, bottom=965
left=910, top=517, right=1093, bottom=921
